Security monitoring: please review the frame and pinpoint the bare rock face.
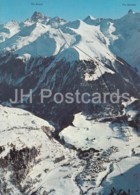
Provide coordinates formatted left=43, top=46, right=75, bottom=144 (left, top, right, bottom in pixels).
left=31, top=11, right=48, bottom=22
left=128, top=9, right=134, bottom=14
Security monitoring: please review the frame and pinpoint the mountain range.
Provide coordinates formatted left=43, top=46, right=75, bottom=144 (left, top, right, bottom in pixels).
left=0, top=10, right=140, bottom=194
left=0, top=10, right=140, bottom=72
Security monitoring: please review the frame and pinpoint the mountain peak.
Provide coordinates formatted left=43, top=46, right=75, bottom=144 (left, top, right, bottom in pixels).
left=87, top=15, right=96, bottom=20
left=84, top=15, right=96, bottom=22
left=31, top=11, right=47, bottom=21
left=128, top=9, right=135, bottom=15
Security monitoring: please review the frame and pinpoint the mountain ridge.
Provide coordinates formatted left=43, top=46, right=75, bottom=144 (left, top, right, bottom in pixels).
left=0, top=10, right=140, bottom=74
left=0, top=10, right=140, bottom=194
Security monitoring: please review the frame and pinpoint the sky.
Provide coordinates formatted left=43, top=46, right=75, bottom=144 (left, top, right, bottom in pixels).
left=0, top=0, right=140, bottom=23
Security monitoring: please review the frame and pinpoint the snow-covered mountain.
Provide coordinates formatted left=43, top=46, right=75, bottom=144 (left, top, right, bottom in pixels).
left=0, top=20, right=20, bottom=43
left=0, top=11, right=140, bottom=194
left=60, top=105, right=140, bottom=195
left=0, top=10, right=140, bottom=74
left=0, top=11, right=140, bottom=127
left=84, top=10, right=140, bottom=73
left=0, top=105, right=83, bottom=194
left=0, top=99, right=140, bottom=194
left=0, top=12, right=113, bottom=62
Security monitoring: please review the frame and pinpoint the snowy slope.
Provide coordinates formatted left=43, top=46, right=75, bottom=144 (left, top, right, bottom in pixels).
left=112, top=11, right=140, bottom=73
left=84, top=10, right=140, bottom=73
left=60, top=110, right=140, bottom=194
left=0, top=12, right=118, bottom=64
left=0, top=103, right=140, bottom=194
left=0, top=11, right=140, bottom=74
left=0, top=20, right=20, bottom=43
left=0, top=105, right=83, bottom=194
left=63, top=20, right=114, bottom=61
left=0, top=22, right=75, bottom=58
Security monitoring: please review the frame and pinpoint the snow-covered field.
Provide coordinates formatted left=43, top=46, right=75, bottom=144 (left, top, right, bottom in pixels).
left=60, top=112, right=140, bottom=194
